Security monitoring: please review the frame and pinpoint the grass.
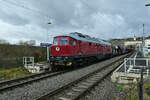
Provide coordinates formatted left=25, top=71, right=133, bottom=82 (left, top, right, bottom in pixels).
left=116, top=85, right=124, bottom=91
left=0, top=66, right=33, bottom=81
left=116, top=84, right=133, bottom=92
left=115, top=84, right=138, bottom=100
left=122, top=81, right=150, bottom=100
left=144, top=81, right=150, bottom=100
left=124, top=85, right=138, bottom=100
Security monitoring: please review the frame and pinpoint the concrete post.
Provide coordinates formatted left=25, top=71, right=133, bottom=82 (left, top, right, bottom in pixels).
left=47, top=47, right=49, bottom=61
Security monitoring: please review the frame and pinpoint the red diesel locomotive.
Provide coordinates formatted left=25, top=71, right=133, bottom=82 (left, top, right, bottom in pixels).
left=50, top=32, right=112, bottom=69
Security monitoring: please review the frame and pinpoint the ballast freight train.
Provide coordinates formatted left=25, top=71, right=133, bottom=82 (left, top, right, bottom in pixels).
left=49, top=32, right=126, bottom=70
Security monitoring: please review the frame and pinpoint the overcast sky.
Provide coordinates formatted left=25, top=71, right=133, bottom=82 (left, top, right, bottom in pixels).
left=0, top=0, right=150, bottom=45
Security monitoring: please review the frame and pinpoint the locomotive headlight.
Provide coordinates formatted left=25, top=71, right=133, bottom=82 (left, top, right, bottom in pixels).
left=51, top=56, right=54, bottom=59
left=65, top=57, right=68, bottom=59
left=56, top=47, right=60, bottom=51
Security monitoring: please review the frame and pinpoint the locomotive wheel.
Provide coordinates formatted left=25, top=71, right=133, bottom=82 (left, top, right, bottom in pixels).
left=72, top=61, right=79, bottom=69
left=87, top=58, right=92, bottom=65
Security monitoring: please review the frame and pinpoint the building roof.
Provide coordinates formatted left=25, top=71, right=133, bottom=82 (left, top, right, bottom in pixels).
left=54, top=32, right=111, bottom=46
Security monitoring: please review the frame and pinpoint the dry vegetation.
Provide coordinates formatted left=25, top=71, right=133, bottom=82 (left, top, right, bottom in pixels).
left=0, top=67, right=33, bottom=81
left=114, top=82, right=150, bottom=100
left=0, top=44, right=47, bottom=69
left=0, top=44, right=47, bottom=81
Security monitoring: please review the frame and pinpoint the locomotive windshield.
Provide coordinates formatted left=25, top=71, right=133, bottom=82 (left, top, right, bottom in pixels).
left=53, top=38, right=59, bottom=45
left=60, top=38, right=68, bottom=45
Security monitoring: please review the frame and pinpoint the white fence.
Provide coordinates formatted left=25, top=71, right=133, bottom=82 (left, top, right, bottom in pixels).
left=23, top=57, right=50, bottom=73
left=23, top=57, right=34, bottom=68
left=124, top=58, right=150, bottom=76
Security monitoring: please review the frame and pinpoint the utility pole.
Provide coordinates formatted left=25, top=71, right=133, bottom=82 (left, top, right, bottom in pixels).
left=142, top=24, right=145, bottom=46
left=138, top=68, right=144, bottom=100
left=47, top=21, right=51, bottom=61
left=141, top=24, right=145, bottom=57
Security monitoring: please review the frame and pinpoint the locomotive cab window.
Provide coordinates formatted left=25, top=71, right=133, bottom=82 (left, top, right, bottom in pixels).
left=79, top=41, right=81, bottom=44
left=53, top=39, right=59, bottom=45
left=60, top=38, right=68, bottom=45
left=89, top=42, right=91, bottom=46
left=70, top=40, right=76, bottom=46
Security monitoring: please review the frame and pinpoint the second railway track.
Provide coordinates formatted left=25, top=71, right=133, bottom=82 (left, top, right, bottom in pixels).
left=0, top=54, right=128, bottom=93
left=37, top=53, right=132, bottom=100
left=0, top=70, right=69, bottom=92
left=0, top=53, right=132, bottom=100
left=0, top=57, right=113, bottom=92
left=0, top=58, right=109, bottom=92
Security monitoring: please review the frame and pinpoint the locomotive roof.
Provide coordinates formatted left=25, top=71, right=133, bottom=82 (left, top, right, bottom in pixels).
left=54, top=32, right=111, bottom=46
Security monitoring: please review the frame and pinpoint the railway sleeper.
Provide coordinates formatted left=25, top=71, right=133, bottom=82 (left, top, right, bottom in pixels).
left=59, top=97, right=71, bottom=100
left=37, top=53, right=131, bottom=100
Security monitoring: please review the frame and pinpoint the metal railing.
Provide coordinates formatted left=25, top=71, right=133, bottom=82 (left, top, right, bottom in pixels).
left=124, top=58, right=150, bottom=76
left=23, top=57, right=34, bottom=68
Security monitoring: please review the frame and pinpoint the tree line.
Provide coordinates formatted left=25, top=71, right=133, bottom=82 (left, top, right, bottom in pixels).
left=0, top=40, right=47, bottom=69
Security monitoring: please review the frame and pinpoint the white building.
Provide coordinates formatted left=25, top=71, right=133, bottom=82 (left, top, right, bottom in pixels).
left=145, top=39, right=150, bottom=53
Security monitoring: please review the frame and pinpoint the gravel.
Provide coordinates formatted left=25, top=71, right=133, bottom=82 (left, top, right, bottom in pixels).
left=79, top=76, right=129, bottom=100
left=79, top=76, right=117, bottom=100
left=0, top=54, right=127, bottom=100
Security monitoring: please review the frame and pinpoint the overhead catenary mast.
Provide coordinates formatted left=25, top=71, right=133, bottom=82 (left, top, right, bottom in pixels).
left=142, top=24, right=145, bottom=46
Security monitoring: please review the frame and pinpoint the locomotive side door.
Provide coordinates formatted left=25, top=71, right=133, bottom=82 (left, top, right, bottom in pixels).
left=69, top=38, right=77, bottom=55
left=78, top=40, right=83, bottom=55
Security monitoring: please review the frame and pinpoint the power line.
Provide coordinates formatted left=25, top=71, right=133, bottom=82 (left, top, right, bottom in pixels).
left=1, top=0, right=50, bottom=18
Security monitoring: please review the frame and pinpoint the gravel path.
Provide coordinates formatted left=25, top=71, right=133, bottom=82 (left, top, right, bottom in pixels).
left=0, top=55, right=127, bottom=100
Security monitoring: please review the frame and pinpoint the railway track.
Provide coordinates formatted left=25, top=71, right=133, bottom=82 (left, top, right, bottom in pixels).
left=0, top=58, right=105, bottom=92
left=0, top=70, right=69, bottom=92
left=0, top=53, right=131, bottom=96
left=37, top=53, right=132, bottom=100
left=0, top=59, right=109, bottom=92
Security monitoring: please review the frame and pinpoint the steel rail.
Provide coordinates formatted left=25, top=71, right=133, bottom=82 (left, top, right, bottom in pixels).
left=0, top=58, right=99, bottom=91
left=0, top=58, right=106, bottom=92
left=0, top=71, right=51, bottom=87
left=0, top=53, right=131, bottom=94
left=0, top=70, right=69, bottom=92
left=0, top=60, right=107, bottom=92
left=37, top=53, right=132, bottom=100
